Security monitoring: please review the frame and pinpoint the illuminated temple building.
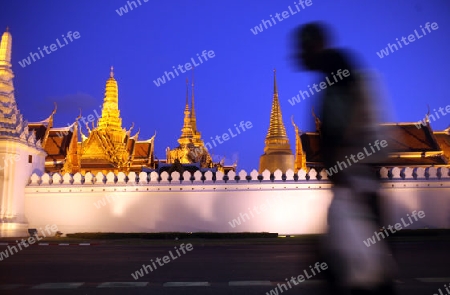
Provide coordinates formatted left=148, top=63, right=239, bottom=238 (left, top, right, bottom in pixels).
left=3, top=26, right=450, bottom=177
left=28, top=67, right=156, bottom=175
left=292, top=110, right=450, bottom=172
left=163, top=77, right=235, bottom=174
left=256, top=69, right=450, bottom=173
left=1, top=28, right=450, bottom=237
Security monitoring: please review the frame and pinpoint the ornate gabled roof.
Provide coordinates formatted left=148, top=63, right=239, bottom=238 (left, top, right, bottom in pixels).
left=28, top=123, right=48, bottom=142
left=44, top=129, right=75, bottom=161
left=300, top=122, right=448, bottom=167
left=434, top=128, right=450, bottom=161
left=380, top=123, right=441, bottom=152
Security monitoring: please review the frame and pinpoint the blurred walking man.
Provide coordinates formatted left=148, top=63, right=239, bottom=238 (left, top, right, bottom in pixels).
left=291, top=22, right=397, bottom=295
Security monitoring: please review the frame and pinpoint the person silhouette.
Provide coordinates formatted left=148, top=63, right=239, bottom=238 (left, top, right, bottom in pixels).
left=291, top=22, right=397, bottom=295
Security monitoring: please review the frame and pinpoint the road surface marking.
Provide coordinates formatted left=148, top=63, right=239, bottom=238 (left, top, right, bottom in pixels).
left=0, top=284, right=22, bottom=290
left=164, top=282, right=210, bottom=287
left=416, top=278, right=450, bottom=283
left=32, top=283, right=84, bottom=289
left=98, top=282, right=148, bottom=288
left=229, top=281, right=272, bottom=286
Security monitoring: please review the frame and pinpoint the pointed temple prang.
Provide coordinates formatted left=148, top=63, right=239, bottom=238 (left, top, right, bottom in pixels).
left=97, top=67, right=122, bottom=130
left=266, top=68, right=288, bottom=141
left=259, top=69, right=294, bottom=173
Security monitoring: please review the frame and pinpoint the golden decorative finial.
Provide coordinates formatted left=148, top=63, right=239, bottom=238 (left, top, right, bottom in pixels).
left=51, top=102, right=57, bottom=115
left=110, top=66, right=114, bottom=78
left=186, top=77, right=189, bottom=106
left=190, top=68, right=198, bottom=133
left=76, top=108, right=82, bottom=120
left=273, top=68, right=278, bottom=95
left=311, top=106, right=321, bottom=132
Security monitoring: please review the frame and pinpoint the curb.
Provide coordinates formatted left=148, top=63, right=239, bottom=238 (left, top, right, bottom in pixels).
left=0, top=242, right=96, bottom=246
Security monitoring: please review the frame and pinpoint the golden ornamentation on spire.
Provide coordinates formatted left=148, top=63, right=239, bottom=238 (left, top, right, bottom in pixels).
left=166, top=77, right=218, bottom=169
left=259, top=69, right=294, bottom=173
left=178, top=78, right=194, bottom=145
left=80, top=68, right=131, bottom=174
left=0, top=28, right=12, bottom=68
left=265, top=69, right=289, bottom=148
left=312, top=106, right=321, bottom=132
left=189, top=69, right=203, bottom=146
left=291, top=115, right=307, bottom=172
left=190, top=69, right=197, bottom=133
left=97, top=65, right=122, bottom=131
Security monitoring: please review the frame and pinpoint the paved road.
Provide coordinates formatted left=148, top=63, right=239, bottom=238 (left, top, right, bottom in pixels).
left=0, top=238, right=449, bottom=294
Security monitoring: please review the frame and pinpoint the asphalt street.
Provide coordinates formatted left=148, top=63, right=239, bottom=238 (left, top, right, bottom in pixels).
left=0, top=238, right=449, bottom=294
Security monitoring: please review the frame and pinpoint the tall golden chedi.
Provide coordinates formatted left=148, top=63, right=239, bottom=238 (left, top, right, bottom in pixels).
left=0, top=28, right=46, bottom=236
left=78, top=66, right=153, bottom=174
left=259, top=70, right=294, bottom=173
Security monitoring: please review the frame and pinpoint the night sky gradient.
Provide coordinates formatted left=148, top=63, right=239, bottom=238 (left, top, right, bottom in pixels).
left=1, top=0, right=449, bottom=171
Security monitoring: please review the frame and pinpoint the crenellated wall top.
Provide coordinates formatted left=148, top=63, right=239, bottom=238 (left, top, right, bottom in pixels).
left=27, top=167, right=450, bottom=186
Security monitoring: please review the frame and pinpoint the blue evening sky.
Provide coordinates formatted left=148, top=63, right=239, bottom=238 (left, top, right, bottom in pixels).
left=1, top=0, right=449, bottom=171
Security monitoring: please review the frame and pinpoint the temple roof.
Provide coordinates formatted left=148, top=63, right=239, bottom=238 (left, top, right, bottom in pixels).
left=380, top=123, right=441, bottom=152
left=434, top=129, right=450, bottom=160
left=44, top=129, right=75, bottom=161
left=299, top=123, right=448, bottom=167
left=28, top=123, right=48, bottom=142
left=134, top=141, right=153, bottom=158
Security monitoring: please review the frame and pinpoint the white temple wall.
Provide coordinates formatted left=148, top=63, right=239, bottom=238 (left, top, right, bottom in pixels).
left=23, top=168, right=450, bottom=235
left=0, top=140, right=45, bottom=222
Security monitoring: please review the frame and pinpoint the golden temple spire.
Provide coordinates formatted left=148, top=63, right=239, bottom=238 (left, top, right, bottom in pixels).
left=0, top=27, right=12, bottom=68
left=97, top=66, right=122, bottom=131
left=265, top=69, right=288, bottom=142
left=259, top=69, right=294, bottom=173
left=185, top=77, right=189, bottom=108
left=190, top=69, right=197, bottom=133
left=178, top=78, right=194, bottom=145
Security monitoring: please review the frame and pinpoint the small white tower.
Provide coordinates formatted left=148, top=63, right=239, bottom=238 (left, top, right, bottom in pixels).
left=0, top=28, right=46, bottom=237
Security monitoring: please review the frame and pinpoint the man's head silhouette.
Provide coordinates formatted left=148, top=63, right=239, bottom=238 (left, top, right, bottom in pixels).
left=293, top=22, right=332, bottom=71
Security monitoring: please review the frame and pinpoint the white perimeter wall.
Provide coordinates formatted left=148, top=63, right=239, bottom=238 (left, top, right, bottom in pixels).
left=23, top=168, right=450, bottom=235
